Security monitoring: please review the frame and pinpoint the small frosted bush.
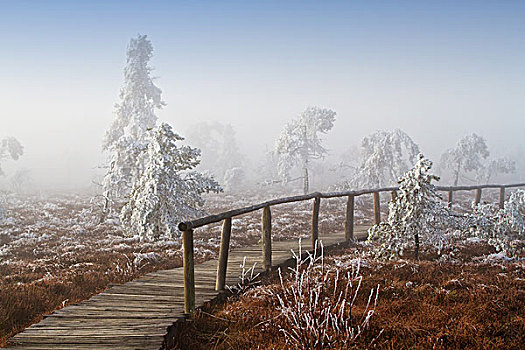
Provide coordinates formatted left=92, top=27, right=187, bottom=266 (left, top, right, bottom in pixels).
left=269, top=241, right=380, bottom=349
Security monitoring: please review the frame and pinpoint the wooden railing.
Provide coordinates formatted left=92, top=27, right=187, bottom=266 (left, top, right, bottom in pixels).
left=177, top=182, right=525, bottom=315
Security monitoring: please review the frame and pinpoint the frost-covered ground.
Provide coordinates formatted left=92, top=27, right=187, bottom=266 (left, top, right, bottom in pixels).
left=0, top=188, right=375, bottom=344
left=0, top=187, right=507, bottom=345
left=173, top=244, right=525, bottom=349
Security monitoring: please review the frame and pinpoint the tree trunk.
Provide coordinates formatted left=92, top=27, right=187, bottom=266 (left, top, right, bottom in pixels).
left=303, top=166, right=309, bottom=194
left=453, top=162, right=461, bottom=186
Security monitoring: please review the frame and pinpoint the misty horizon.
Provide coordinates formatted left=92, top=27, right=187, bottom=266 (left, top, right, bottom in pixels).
left=1, top=0, right=524, bottom=191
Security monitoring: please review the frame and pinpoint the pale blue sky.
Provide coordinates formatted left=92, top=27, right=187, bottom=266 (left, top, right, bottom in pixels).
left=1, top=1, right=524, bottom=188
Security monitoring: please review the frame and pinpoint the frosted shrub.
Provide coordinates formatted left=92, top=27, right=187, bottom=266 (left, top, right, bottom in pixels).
left=368, top=154, right=449, bottom=259
left=270, top=241, right=380, bottom=349
left=223, top=167, right=245, bottom=192
left=501, top=190, right=525, bottom=234
left=226, top=257, right=260, bottom=295
left=468, top=190, right=525, bottom=256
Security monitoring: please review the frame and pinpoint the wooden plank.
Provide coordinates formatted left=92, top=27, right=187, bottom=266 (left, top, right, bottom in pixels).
left=8, top=226, right=366, bottom=349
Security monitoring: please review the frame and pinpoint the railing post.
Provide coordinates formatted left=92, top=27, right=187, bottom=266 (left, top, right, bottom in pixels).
left=182, top=228, right=195, bottom=315
left=345, top=195, right=355, bottom=241
left=373, top=191, right=381, bottom=225
left=312, top=196, right=321, bottom=248
left=474, top=188, right=482, bottom=206
left=391, top=190, right=397, bottom=201
left=499, top=187, right=505, bottom=209
left=216, top=217, right=232, bottom=291
left=262, top=206, right=272, bottom=271
left=448, top=190, right=453, bottom=208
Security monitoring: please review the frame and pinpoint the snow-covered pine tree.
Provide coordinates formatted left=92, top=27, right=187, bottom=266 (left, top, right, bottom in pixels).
left=120, top=123, right=222, bottom=240
left=102, top=34, right=165, bottom=208
left=344, top=129, right=420, bottom=189
left=275, top=106, right=336, bottom=194
left=0, top=137, right=23, bottom=176
left=368, top=154, right=448, bottom=259
left=440, top=133, right=489, bottom=186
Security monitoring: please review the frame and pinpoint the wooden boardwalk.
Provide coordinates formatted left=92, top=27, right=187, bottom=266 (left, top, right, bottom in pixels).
left=6, top=226, right=369, bottom=350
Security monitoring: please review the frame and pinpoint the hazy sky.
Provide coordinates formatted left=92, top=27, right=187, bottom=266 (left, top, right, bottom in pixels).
left=1, top=0, right=524, bottom=189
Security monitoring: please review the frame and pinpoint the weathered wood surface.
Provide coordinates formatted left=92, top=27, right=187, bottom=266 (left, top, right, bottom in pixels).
left=6, top=226, right=369, bottom=350
left=179, top=183, right=525, bottom=231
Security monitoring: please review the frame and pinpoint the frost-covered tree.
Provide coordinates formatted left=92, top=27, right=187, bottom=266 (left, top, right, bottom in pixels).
left=476, top=157, right=516, bottom=183
left=0, top=137, right=23, bottom=176
left=275, top=106, right=336, bottom=194
left=9, top=169, right=31, bottom=194
left=368, top=154, right=525, bottom=259
left=0, top=137, right=22, bottom=223
left=368, top=154, right=447, bottom=259
left=102, top=34, right=165, bottom=206
left=346, top=129, right=420, bottom=189
left=257, top=147, right=282, bottom=187
left=186, top=121, right=245, bottom=189
left=120, top=123, right=222, bottom=240
left=440, top=133, right=489, bottom=186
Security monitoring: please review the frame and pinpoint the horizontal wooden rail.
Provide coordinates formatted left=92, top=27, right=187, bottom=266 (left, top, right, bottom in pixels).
left=179, top=182, right=525, bottom=313
left=179, top=183, right=525, bottom=231
left=435, top=183, right=525, bottom=191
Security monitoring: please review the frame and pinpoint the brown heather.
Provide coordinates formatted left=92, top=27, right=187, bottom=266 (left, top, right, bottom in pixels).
left=171, top=246, right=525, bottom=350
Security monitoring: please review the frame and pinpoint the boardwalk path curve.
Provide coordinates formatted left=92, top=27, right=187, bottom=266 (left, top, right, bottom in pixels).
left=7, top=226, right=368, bottom=349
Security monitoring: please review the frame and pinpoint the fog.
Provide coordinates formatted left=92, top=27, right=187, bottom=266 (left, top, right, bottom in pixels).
left=1, top=1, right=524, bottom=191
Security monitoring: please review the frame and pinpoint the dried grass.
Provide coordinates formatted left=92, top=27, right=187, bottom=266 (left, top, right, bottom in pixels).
left=171, top=246, right=525, bottom=350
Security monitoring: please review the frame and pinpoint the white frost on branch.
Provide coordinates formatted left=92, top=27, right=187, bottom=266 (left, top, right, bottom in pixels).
left=467, top=190, right=525, bottom=256
left=440, top=133, right=489, bottom=186
left=368, top=154, right=448, bottom=259
left=368, top=154, right=525, bottom=259
left=344, top=129, right=420, bottom=189
left=120, top=123, right=222, bottom=240
left=477, top=157, right=516, bottom=183
left=270, top=241, right=380, bottom=348
left=275, top=106, right=336, bottom=194
left=102, top=34, right=165, bottom=205
left=0, top=137, right=24, bottom=176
